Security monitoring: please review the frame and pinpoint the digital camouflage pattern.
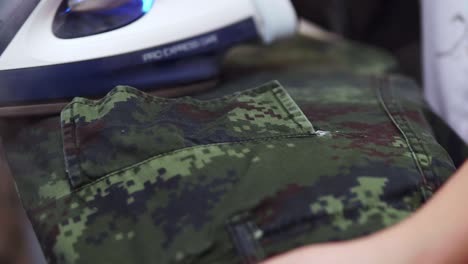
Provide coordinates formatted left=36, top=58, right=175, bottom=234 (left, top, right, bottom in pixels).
left=223, top=35, right=397, bottom=76
left=61, top=83, right=314, bottom=189
left=0, top=35, right=456, bottom=264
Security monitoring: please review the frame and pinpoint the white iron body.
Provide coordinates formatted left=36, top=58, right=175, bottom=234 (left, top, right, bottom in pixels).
left=0, top=0, right=297, bottom=104
left=68, top=0, right=133, bottom=12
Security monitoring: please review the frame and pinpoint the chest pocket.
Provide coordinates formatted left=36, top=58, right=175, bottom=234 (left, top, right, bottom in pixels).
left=61, top=81, right=315, bottom=189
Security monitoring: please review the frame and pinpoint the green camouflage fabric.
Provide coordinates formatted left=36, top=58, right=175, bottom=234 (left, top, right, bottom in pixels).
left=0, top=35, right=456, bottom=264
left=223, top=36, right=397, bottom=75
left=61, top=84, right=314, bottom=189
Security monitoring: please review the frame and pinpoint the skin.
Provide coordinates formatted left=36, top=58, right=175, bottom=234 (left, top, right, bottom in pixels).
left=263, top=160, right=468, bottom=264
left=0, top=132, right=465, bottom=263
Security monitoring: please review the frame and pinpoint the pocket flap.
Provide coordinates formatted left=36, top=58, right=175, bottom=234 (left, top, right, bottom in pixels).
left=61, top=81, right=314, bottom=189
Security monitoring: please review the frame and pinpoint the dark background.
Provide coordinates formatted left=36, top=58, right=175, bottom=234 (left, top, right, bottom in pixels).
left=291, top=0, right=422, bottom=82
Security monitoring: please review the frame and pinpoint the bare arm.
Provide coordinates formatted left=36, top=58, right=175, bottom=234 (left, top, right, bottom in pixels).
left=264, top=160, right=468, bottom=264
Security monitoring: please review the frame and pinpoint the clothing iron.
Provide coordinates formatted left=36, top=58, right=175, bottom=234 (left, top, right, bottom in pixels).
left=0, top=0, right=297, bottom=116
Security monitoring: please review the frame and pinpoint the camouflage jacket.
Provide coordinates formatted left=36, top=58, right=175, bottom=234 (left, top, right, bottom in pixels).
left=1, top=36, right=456, bottom=264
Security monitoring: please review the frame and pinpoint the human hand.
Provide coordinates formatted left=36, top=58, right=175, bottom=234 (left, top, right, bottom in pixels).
left=261, top=236, right=410, bottom=264
left=264, top=161, right=468, bottom=264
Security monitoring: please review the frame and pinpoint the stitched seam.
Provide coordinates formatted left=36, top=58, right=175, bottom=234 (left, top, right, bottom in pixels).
left=391, top=94, right=440, bottom=188
left=66, top=82, right=282, bottom=108
left=375, top=76, right=430, bottom=200
left=72, top=107, right=84, bottom=188
left=386, top=79, right=440, bottom=188
left=28, top=133, right=316, bottom=210
left=69, top=133, right=314, bottom=195
left=64, top=81, right=314, bottom=189
left=63, top=129, right=412, bottom=192
left=61, top=105, right=84, bottom=189
left=389, top=83, right=442, bottom=187
left=272, top=87, right=315, bottom=133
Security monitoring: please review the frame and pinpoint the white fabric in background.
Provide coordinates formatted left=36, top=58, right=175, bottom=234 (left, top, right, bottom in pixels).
left=422, top=0, right=468, bottom=143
